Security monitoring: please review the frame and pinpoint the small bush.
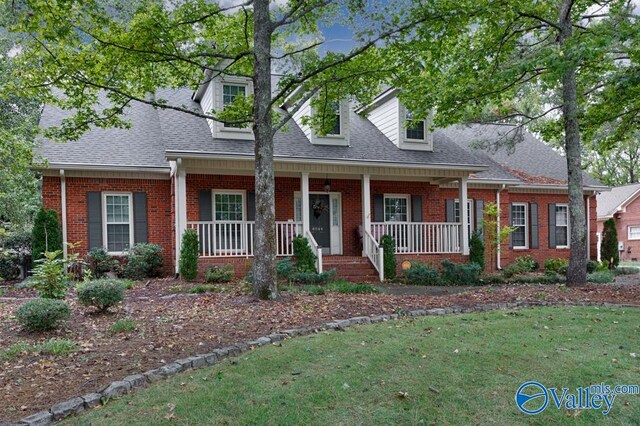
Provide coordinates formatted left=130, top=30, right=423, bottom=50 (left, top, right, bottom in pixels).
left=276, top=258, right=295, bottom=280
left=329, top=281, right=379, bottom=294
left=481, top=274, right=506, bottom=285
left=179, top=229, right=199, bottom=281
left=293, top=236, right=317, bottom=272
left=469, top=231, right=485, bottom=271
left=544, top=258, right=569, bottom=274
left=85, top=248, right=118, bottom=279
left=586, top=260, right=597, bottom=274
left=587, top=270, right=615, bottom=283
left=120, top=279, right=135, bottom=290
left=0, top=253, right=20, bottom=281
left=111, top=318, right=137, bottom=333
left=595, top=260, right=610, bottom=272
left=39, top=338, right=78, bottom=355
left=15, top=299, right=71, bottom=332
left=31, top=250, right=69, bottom=299
left=290, top=269, right=336, bottom=285
left=305, top=285, right=326, bottom=295
left=601, top=218, right=619, bottom=267
left=503, top=255, right=538, bottom=278
left=441, top=259, right=481, bottom=285
left=32, top=209, right=62, bottom=262
left=205, top=265, right=234, bottom=283
left=404, top=262, right=440, bottom=286
left=122, top=243, right=164, bottom=279
left=380, top=235, right=397, bottom=280
left=189, top=284, right=216, bottom=294
left=77, top=279, right=125, bottom=312
left=614, top=266, right=640, bottom=275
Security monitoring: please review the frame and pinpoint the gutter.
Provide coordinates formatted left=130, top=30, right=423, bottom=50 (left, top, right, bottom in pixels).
left=60, top=170, right=68, bottom=260
left=587, top=191, right=596, bottom=261
left=496, top=184, right=507, bottom=270
left=33, top=163, right=171, bottom=174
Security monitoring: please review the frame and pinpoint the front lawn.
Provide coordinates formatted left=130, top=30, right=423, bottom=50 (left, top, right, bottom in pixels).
left=68, top=307, right=640, bottom=425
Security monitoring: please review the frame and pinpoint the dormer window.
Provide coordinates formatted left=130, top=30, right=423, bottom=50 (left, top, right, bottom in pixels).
left=222, top=84, right=246, bottom=128
left=405, top=110, right=425, bottom=141
left=326, top=102, right=341, bottom=136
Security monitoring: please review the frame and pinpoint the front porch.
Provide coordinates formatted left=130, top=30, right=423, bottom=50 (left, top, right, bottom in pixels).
left=172, top=158, right=476, bottom=281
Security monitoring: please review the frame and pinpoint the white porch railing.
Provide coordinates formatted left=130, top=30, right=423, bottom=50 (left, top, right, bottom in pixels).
left=363, top=229, right=384, bottom=282
left=305, top=230, right=323, bottom=273
left=370, top=222, right=462, bottom=254
left=187, top=221, right=302, bottom=258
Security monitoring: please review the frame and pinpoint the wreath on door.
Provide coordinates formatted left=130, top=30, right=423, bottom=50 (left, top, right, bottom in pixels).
left=312, top=198, right=328, bottom=218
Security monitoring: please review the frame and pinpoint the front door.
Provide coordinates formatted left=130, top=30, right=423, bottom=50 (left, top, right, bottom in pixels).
left=309, top=194, right=331, bottom=252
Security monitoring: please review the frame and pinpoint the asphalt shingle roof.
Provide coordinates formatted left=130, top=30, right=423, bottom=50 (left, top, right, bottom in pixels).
left=596, top=183, right=640, bottom=218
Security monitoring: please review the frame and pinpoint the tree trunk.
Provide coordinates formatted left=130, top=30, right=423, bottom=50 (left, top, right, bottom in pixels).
left=252, top=0, right=277, bottom=299
left=559, top=0, right=587, bottom=286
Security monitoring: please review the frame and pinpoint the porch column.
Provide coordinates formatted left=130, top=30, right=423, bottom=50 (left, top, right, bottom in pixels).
left=362, top=174, right=371, bottom=256
left=301, top=172, right=310, bottom=237
left=459, top=177, right=469, bottom=255
left=174, top=159, right=188, bottom=274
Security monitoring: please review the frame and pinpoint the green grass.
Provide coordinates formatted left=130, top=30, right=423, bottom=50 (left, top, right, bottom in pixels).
left=110, top=318, right=137, bottom=333
left=66, top=307, right=640, bottom=425
left=1, top=338, right=77, bottom=359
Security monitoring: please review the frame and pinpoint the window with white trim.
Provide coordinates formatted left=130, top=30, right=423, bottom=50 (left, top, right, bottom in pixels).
left=511, top=203, right=528, bottom=248
left=555, top=204, right=569, bottom=247
left=629, top=226, right=640, bottom=240
left=103, top=193, right=134, bottom=253
left=326, top=101, right=341, bottom=136
left=384, top=195, right=410, bottom=222
left=454, top=199, right=474, bottom=237
left=214, top=192, right=244, bottom=221
left=222, top=84, right=246, bottom=128
left=405, top=109, right=425, bottom=140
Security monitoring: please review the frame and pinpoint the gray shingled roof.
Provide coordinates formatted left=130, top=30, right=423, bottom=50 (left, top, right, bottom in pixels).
left=442, top=124, right=606, bottom=188
left=597, top=183, right=640, bottom=218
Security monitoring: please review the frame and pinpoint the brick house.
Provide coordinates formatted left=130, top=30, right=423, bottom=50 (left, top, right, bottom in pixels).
left=37, top=83, right=606, bottom=281
left=597, top=183, right=640, bottom=262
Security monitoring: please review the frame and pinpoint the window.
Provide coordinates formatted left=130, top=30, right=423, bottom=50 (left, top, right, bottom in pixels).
left=103, top=193, right=133, bottom=253
left=222, top=84, right=246, bottom=128
left=326, top=101, right=341, bottom=135
left=629, top=226, right=640, bottom=240
left=454, top=199, right=474, bottom=237
left=214, top=192, right=244, bottom=221
left=511, top=203, right=528, bottom=248
left=555, top=204, right=569, bottom=247
left=405, top=109, right=425, bottom=140
left=384, top=195, right=409, bottom=222
left=294, top=196, right=302, bottom=222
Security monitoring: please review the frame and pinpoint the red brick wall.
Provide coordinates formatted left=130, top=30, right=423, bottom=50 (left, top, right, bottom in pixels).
left=42, top=176, right=174, bottom=271
left=608, top=199, right=640, bottom=261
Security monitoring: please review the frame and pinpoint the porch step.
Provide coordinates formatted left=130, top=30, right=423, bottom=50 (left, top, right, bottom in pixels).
left=323, top=256, right=380, bottom=283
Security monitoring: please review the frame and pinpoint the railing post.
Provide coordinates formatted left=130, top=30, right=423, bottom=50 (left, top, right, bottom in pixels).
left=361, top=174, right=371, bottom=256
left=459, top=177, right=469, bottom=255
left=317, top=250, right=323, bottom=274
left=378, top=246, right=384, bottom=282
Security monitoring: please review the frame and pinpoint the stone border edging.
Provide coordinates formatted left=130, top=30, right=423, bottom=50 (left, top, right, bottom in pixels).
left=14, top=300, right=640, bottom=425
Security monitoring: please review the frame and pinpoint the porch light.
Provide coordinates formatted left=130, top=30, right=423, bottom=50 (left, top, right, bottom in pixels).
left=324, top=178, right=331, bottom=193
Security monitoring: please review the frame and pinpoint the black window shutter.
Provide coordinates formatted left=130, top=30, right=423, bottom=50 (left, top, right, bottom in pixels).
left=411, top=195, right=423, bottom=222
left=475, top=199, right=484, bottom=236
left=373, top=194, right=384, bottom=222
left=445, top=199, right=455, bottom=222
left=133, top=192, right=148, bottom=244
left=87, top=192, right=103, bottom=250
left=198, top=190, right=213, bottom=221
left=246, top=190, right=256, bottom=221
left=509, top=203, right=513, bottom=249
left=530, top=203, right=539, bottom=249
left=548, top=203, right=557, bottom=248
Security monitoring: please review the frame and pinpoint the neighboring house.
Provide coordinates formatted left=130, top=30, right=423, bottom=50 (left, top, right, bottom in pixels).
left=597, top=183, right=640, bottom=262
left=36, top=82, right=607, bottom=281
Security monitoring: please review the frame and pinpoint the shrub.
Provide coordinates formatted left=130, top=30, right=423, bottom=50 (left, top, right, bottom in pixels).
left=122, top=243, right=164, bottom=279
left=511, top=273, right=565, bottom=284
left=77, top=279, right=125, bottom=312
left=469, top=231, right=485, bottom=271
left=179, top=229, right=199, bottom=281
left=596, top=260, right=610, bottom=272
left=0, top=253, right=20, bottom=281
left=544, top=258, right=569, bottom=274
left=111, top=318, right=137, bottom=333
left=440, top=259, right=481, bottom=285
left=293, top=236, right=317, bottom=272
left=503, top=255, right=538, bottom=278
left=329, top=281, right=379, bottom=294
left=586, top=260, right=597, bottom=274
left=404, top=261, right=440, bottom=286
left=601, top=218, right=620, bottom=268
left=614, top=266, right=640, bottom=275
left=290, top=269, right=336, bottom=285
left=85, top=248, right=118, bottom=279
left=32, top=209, right=62, bottom=262
left=31, top=250, right=69, bottom=299
left=305, top=285, right=326, bottom=295
left=205, top=265, right=234, bottom=283
left=379, top=234, right=397, bottom=280
left=188, top=284, right=217, bottom=294
left=481, top=273, right=506, bottom=285
left=587, top=270, right=615, bottom=284
left=276, top=258, right=295, bottom=280
left=15, top=299, right=71, bottom=332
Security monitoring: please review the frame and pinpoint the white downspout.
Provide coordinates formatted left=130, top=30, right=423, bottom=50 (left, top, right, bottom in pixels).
left=496, top=184, right=506, bottom=270
left=586, top=192, right=596, bottom=261
left=60, top=169, right=68, bottom=259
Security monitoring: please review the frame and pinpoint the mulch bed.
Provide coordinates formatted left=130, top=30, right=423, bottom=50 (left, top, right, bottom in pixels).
left=2, top=278, right=640, bottom=421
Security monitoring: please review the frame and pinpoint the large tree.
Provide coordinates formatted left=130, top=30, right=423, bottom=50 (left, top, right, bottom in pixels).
left=5, top=0, right=436, bottom=298
left=388, top=0, right=639, bottom=286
